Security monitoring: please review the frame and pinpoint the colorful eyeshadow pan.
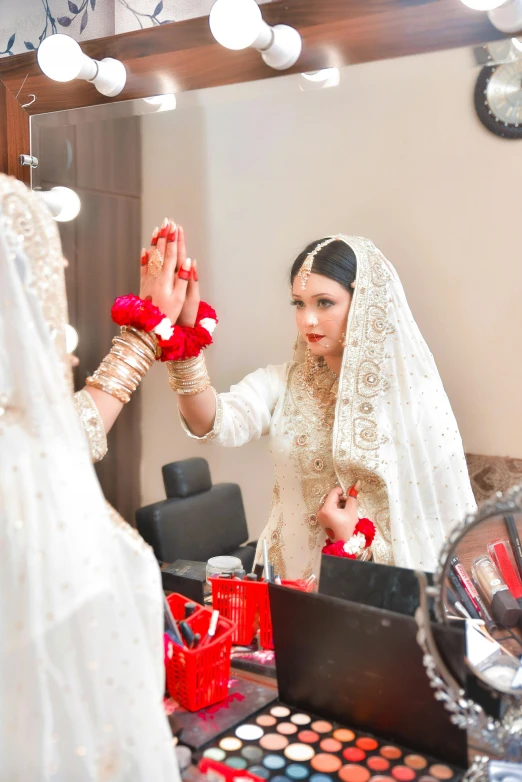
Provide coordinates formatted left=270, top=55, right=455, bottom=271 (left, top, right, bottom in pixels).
left=264, top=756, right=287, bottom=770
left=311, top=776, right=333, bottom=782
left=320, top=739, right=342, bottom=753
left=286, top=765, right=309, bottom=780
left=272, top=777, right=292, bottom=782
left=285, top=744, right=316, bottom=761
left=298, top=731, right=320, bottom=744
left=291, top=714, right=312, bottom=726
left=356, top=738, right=378, bottom=751
left=381, top=746, right=403, bottom=760
left=219, top=737, right=242, bottom=751
left=371, top=777, right=395, bottom=782
left=405, top=757, right=428, bottom=771
left=367, top=757, right=390, bottom=772
left=258, top=715, right=278, bottom=727
left=225, top=758, right=248, bottom=770
left=271, top=706, right=291, bottom=718
left=392, top=766, right=416, bottom=781
left=430, top=766, right=454, bottom=780
left=311, top=721, right=333, bottom=734
left=249, top=766, right=270, bottom=779
left=203, top=748, right=226, bottom=761
left=242, top=747, right=264, bottom=762
left=260, top=734, right=290, bottom=751
left=278, top=723, right=299, bottom=735
left=236, top=725, right=264, bottom=741
left=311, top=754, right=342, bottom=773
left=339, top=764, right=371, bottom=782
left=333, top=730, right=355, bottom=742
left=343, top=748, right=366, bottom=763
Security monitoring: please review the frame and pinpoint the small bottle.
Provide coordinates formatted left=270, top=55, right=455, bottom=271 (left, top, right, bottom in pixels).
left=472, top=555, right=521, bottom=627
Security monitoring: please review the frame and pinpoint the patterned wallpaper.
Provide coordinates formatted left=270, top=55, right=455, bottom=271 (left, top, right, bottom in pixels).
left=0, top=0, right=269, bottom=58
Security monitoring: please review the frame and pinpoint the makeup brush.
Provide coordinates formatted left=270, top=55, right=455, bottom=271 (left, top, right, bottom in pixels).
left=163, top=594, right=184, bottom=646
left=200, top=610, right=220, bottom=647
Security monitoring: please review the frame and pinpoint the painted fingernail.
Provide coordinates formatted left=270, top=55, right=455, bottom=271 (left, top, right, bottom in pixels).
left=162, top=217, right=169, bottom=228
left=141, top=248, right=149, bottom=266
left=178, top=257, right=192, bottom=280
left=168, top=226, right=177, bottom=243
left=151, top=227, right=159, bottom=246
left=192, top=261, right=199, bottom=281
left=159, top=225, right=169, bottom=238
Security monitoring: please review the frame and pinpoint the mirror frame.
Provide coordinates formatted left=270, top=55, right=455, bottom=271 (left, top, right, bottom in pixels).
left=415, top=485, right=522, bottom=777
left=0, top=0, right=505, bottom=185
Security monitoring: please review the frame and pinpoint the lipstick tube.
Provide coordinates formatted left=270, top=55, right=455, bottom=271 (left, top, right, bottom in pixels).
left=472, top=554, right=521, bottom=627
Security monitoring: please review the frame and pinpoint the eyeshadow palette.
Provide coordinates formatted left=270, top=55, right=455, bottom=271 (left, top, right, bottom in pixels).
left=200, top=703, right=463, bottom=782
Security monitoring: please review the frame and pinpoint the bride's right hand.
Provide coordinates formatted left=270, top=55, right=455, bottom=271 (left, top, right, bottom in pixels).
left=140, top=218, right=192, bottom=322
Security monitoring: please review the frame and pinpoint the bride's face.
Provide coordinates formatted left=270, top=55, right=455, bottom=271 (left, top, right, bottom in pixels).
left=291, top=272, right=352, bottom=358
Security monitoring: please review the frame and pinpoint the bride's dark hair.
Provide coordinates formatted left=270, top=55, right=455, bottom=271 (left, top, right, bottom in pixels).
left=289, top=239, right=357, bottom=293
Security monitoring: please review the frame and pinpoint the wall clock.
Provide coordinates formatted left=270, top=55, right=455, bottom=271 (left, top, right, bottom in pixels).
left=474, top=60, right=522, bottom=139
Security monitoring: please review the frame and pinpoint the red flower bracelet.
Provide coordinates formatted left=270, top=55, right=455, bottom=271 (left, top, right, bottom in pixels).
left=322, top=518, right=376, bottom=560
left=111, top=294, right=218, bottom=362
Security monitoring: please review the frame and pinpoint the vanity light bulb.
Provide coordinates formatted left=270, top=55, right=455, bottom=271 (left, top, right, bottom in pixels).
left=37, top=186, right=81, bottom=222
left=143, top=93, right=177, bottom=111
left=65, top=324, right=79, bottom=354
left=209, top=0, right=263, bottom=50
left=301, top=69, right=341, bottom=89
left=459, top=0, right=508, bottom=8
left=37, top=34, right=91, bottom=82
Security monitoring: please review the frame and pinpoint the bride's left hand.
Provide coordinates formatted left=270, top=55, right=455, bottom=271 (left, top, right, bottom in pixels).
left=317, top=482, right=361, bottom=542
left=175, top=224, right=200, bottom=327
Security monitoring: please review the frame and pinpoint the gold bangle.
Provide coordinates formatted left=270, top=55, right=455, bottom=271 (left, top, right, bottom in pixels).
left=166, top=354, right=210, bottom=396
left=86, top=327, right=156, bottom=404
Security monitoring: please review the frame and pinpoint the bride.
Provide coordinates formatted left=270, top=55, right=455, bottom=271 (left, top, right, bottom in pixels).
left=0, top=176, right=183, bottom=780
left=164, top=231, right=476, bottom=579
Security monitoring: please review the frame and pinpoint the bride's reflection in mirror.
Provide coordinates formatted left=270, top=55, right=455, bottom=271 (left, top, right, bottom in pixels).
left=31, top=40, right=522, bottom=578
left=443, top=512, right=522, bottom=694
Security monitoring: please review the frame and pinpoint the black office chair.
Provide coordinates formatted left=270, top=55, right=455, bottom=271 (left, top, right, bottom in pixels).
left=136, top=457, right=257, bottom=571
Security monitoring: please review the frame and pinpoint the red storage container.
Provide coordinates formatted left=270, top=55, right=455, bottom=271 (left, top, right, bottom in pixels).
left=210, top=577, right=266, bottom=645
left=164, top=594, right=235, bottom=712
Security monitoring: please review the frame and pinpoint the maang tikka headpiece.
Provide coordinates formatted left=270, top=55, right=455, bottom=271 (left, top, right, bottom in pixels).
left=297, top=235, right=343, bottom=289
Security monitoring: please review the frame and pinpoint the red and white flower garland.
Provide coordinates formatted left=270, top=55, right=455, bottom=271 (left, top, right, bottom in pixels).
left=321, top=518, right=375, bottom=560
left=111, top=294, right=218, bottom=362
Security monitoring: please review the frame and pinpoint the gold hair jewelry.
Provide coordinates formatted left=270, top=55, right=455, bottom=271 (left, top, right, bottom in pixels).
left=148, top=248, right=164, bottom=278
left=297, top=235, right=342, bottom=290
left=167, top=354, right=210, bottom=396
left=86, top=326, right=157, bottom=403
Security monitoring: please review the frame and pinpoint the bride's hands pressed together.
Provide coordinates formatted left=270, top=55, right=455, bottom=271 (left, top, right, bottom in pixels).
left=140, top=218, right=196, bottom=323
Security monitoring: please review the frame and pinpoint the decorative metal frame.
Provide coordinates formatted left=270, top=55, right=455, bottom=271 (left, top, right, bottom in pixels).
left=414, top=485, right=522, bottom=779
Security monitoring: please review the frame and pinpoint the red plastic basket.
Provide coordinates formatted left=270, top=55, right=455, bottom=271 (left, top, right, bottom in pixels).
left=166, top=592, right=204, bottom=622
left=210, top=577, right=266, bottom=645
left=164, top=595, right=235, bottom=712
left=259, top=579, right=315, bottom=650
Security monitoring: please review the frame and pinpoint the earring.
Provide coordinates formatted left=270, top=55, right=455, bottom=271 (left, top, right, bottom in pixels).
left=340, top=333, right=347, bottom=348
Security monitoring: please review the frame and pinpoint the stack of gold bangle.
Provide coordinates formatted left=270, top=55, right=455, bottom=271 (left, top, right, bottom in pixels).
left=166, top=353, right=210, bottom=396
left=86, top=326, right=157, bottom=404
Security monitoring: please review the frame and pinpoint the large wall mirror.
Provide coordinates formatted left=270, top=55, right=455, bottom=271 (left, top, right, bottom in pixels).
left=30, top=38, right=522, bottom=541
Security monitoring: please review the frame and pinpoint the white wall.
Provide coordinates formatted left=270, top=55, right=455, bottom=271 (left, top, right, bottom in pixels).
left=141, top=45, right=522, bottom=540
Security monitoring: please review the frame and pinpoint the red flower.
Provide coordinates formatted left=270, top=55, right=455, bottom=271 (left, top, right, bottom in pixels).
left=112, top=293, right=163, bottom=332
left=197, top=301, right=217, bottom=323
left=355, top=518, right=376, bottom=546
left=321, top=539, right=356, bottom=560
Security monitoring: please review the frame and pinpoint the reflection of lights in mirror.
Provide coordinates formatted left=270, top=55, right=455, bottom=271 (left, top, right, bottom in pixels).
left=512, top=36, right=522, bottom=51
left=143, top=94, right=177, bottom=112
left=459, top=0, right=509, bottom=9
left=65, top=325, right=79, bottom=354
left=37, top=34, right=126, bottom=97
left=37, top=187, right=81, bottom=222
left=300, top=69, right=341, bottom=90
left=209, top=0, right=302, bottom=70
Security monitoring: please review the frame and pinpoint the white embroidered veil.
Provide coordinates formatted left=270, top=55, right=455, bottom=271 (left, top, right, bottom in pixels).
left=297, top=235, right=476, bottom=570
left=0, top=175, right=179, bottom=781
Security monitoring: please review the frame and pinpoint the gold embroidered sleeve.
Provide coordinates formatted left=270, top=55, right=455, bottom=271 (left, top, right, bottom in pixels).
left=178, top=386, right=223, bottom=442
left=73, top=389, right=108, bottom=463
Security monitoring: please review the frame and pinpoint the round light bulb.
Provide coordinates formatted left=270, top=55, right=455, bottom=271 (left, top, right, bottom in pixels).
left=52, top=187, right=81, bottom=222
left=37, top=34, right=85, bottom=82
left=459, top=0, right=507, bottom=9
left=65, top=324, right=79, bottom=354
left=209, top=0, right=263, bottom=50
